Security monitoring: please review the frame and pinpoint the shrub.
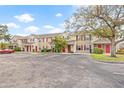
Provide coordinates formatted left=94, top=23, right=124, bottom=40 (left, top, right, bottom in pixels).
left=41, top=48, right=47, bottom=52
left=46, top=49, right=52, bottom=52
left=116, top=48, right=124, bottom=54
left=0, top=43, right=8, bottom=50
left=41, top=48, right=52, bottom=52
left=93, top=47, right=104, bottom=54
left=14, top=47, right=21, bottom=51
left=32, top=49, right=35, bottom=52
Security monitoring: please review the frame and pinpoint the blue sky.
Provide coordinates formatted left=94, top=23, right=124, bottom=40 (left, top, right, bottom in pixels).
left=0, top=5, right=75, bottom=36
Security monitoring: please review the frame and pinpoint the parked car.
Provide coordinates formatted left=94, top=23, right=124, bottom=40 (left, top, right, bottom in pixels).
left=0, top=49, right=15, bottom=54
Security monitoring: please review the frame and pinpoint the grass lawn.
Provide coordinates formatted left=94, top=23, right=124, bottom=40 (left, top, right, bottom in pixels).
left=91, top=54, right=124, bottom=62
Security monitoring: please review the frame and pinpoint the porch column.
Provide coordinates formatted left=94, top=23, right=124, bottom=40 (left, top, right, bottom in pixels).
left=30, top=45, right=31, bottom=52
left=73, top=41, right=76, bottom=53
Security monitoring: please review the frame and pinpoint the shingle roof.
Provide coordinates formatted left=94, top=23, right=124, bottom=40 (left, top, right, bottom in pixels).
left=93, top=38, right=111, bottom=44
left=33, top=33, right=62, bottom=38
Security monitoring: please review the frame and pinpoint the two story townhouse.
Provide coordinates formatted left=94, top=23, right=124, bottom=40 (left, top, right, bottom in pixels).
left=10, top=33, right=61, bottom=52
left=10, top=31, right=124, bottom=53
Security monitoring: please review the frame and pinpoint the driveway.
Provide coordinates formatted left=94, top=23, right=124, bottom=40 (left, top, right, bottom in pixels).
left=0, top=52, right=124, bottom=88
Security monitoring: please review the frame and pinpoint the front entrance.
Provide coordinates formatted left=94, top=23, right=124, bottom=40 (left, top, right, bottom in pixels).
left=26, top=46, right=29, bottom=52
left=68, top=45, right=71, bottom=53
left=62, top=48, right=65, bottom=52
left=26, top=45, right=32, bottom=52
left=98, top=44, right=102, bottom=48
left=106, top=44, right=110, bottom=53
left=35, top=46, right=38, bottom=52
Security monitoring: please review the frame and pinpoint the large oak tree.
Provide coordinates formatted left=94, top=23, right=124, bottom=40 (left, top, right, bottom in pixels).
left=0, top=25, right=11, bottom=42
left=65, top=5, right=124, bottom=57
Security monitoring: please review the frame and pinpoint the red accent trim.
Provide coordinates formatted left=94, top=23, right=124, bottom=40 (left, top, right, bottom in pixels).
left=106, top=44, right=110, bottom=53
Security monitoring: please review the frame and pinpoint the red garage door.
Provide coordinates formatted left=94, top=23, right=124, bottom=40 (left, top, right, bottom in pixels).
left=106, top=44, right=110, bottom=53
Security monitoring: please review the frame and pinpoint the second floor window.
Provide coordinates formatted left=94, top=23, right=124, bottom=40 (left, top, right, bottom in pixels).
left=38, top=39, right=41, bottom=42
left=42, top=38, right=44, bottom=42
left=76, top=35, right=80, bottom=41
left=46, top=38, right=48, bottom=42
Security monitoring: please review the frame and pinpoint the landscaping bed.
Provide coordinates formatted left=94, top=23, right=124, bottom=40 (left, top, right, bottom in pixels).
left=91, top=54, right=124, bottom=63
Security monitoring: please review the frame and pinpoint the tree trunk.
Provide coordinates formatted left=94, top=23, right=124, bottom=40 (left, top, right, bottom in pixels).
left=110, top=38, right=116, bottom=57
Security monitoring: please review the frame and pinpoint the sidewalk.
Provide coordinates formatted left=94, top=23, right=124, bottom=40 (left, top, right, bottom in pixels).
left=30, top=52, right=91, bottom=55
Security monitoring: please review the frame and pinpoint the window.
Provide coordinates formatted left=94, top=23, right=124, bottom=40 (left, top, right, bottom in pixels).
left=76, top=35, right=84, bottom=41
left=34, top=39, right=37, bottom=42
left=33, top=39, right=34, bottom=42
left=81, top=45, right=83, bottom=50
left=84, top=45, right=86, bottom=50
left=76, top=45, right=80, bottom=50
left=76, top=45, right=83, bottom=50
left=46, top=46, right=48, bottom=49
left=42, top=38, right=44, bottom=42
left=89, top=34, right=92, bottom=40
left=76, top=35, right=79, bottom=41
left=86, top=45, right=89, bottom=50
left=84, top=35, right=90, bottom=41
left=38, top=39, right=41, bottom=42
left=46, top=38, right=48, bottom=42
left=67, top=36, right=70, bottom=39
left=84, top=44, right=89, bottom=50
left=49, top=37, right=53, bottom=42
left=81, top=35, right=84, bottom=41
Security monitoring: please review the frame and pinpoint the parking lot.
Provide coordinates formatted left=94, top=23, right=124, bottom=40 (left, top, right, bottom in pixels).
left=0, top=52, right=124, bottom=88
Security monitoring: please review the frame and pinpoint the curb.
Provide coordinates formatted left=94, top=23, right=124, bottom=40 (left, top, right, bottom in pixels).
left=92, top=58, right=124, bottom=64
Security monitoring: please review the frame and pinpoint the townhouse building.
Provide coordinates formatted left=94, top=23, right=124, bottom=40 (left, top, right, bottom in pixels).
left=10, top=31, right=124, bottom=53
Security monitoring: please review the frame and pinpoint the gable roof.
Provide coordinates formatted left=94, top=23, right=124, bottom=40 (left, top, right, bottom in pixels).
left=33, top=33, right=62, bottom=38
left=93, top=38, right=111, bottom=44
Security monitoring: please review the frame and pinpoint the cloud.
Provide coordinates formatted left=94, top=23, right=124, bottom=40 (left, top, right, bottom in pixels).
left=14, top=14, right=35, bottom=23
left=16, top=33, right=29, bottom=36
left=43, top=25, right=55, bottom=29
left=24, top=26, right=40, bottom=33
left=6, top=23, right=20, bottom=29
left=49, top=28, right=63, bottom=33
left=43, top=24, right=63, bottom=33
left=59, top=23, right=65, bottom=28
left=55, top=13, right=63, bottom=17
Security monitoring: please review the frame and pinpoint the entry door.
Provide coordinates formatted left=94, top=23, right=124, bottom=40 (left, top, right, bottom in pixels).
left=35, top=46, right=38, bottom=52
left=62, top=48, right=65, bottom=52
left=106, top=44, right=110, bottom=53
left=98, top=44, right=102, bottom=48
left=27, top=46, right=29, bottom=52
left=68, top=45, right=71, bottom=53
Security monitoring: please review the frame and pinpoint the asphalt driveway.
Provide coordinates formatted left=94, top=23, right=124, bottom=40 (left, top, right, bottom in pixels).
left=0, top=52, right=124, bottom=88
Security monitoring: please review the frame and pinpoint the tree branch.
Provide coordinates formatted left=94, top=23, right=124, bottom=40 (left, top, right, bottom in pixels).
left=96, top=16, right=113, bottom=31
left=116, top=38, right=124, bottom=45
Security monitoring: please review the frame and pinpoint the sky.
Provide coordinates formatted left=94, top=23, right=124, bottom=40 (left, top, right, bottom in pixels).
left=0, top=5, right=76, bottom=36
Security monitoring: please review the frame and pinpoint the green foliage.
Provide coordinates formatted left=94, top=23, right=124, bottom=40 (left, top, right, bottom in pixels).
left=14, top=47, right=21, bottom=51
left=32, top=49, right=35, bottom=52
left=93, top=47, right=104, bottom=54
left=91, top=54, right=124, bottom=62
left=117, top=48, right=124, bottom=54
left=65, top=6, right=124, bottom=57
left=47, top=49, right=52, bottom=52
left=0, top=25, right=11, bottom=41
left=92, top=28, right=113, bottom=38
left=41, top=48, right=52, bottom=52
left=0, top=42, right=9, bottom=50
left=53, top=36, right=67, bottom=53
